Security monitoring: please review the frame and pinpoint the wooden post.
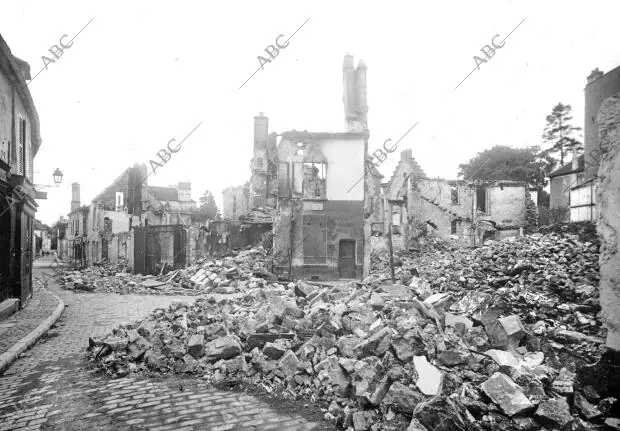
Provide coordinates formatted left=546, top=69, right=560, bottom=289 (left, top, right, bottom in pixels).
left=388, top=224, right=395, bottom=283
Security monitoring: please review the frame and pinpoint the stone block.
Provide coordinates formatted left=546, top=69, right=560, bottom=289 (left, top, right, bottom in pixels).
left=187, top=334, right=204, bottom=359
left=534, top=398, right=573, bottom=429
left=204, top=336, right=241, bottom=361
left=413, top=356, right=443, bottom=396
left=481, top=372, right=534, bottom=416
left=487, top=315, right=525, bottom=349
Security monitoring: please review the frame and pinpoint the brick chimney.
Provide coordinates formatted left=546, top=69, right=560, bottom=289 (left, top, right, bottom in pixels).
left=343, top=53, right=356, bottom=129
left=254, top=113, right=268, bottom=152
left=571, top=147, right=580, bottom=170
left=71, top=183, right=80, bottom=211
left=343, top=54, right=369, bottom=132
left=250, top=114, right=269, bottom=208
left=355, top=59, right=368, bottom=128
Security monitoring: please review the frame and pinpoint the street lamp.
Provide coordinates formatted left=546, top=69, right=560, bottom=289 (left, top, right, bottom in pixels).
left=52, top=168, right=63, bottom=185
left=34, top=168, right=64, bottom=190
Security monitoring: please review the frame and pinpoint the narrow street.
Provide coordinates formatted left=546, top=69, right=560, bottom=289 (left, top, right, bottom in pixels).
left=1, top=8, right=619, bottom=430
left=0, top=256, right=332, bottom=431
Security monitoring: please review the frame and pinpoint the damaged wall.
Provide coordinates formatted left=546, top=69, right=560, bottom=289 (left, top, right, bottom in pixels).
left=222, top=185, right=249, bottom=220
left=585, top=66, right=620, bottom=179
left=596, top=93, right=620, bottom=350
left=407, top=179, right=473, bottom=245
left=483, top=185, right=527, bottom=226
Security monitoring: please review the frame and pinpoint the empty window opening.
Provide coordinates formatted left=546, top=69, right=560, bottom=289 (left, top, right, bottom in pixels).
left=451, top=186, right=459, bottom=205
left=451, top=219, right=458, bottom=235
left=476, top=186, right=487, bottom=213
left=302, top=162, right=326, bottom=199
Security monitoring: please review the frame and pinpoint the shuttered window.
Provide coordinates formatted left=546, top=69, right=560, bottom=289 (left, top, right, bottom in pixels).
left=16, top=119, right=25, bottom=175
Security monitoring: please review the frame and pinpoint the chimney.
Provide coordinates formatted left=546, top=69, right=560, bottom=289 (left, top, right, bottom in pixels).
left=587, top=68, right=604, bottom=85
left=355, top=59, right=368, bottom=128
left=254, top=113, right=268, bottom=151
left=71, top=183, right=80, bottom=211
left=571, top=147, right=580, bottom=170
left=343, top=53, right=356, bottom=128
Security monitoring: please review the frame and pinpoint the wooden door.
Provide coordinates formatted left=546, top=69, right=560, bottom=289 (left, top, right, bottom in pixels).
left=338, top=239, right=356, bottom=279
left=20, top=213, right=32, bottom=304
left=133, top=227, right=146, bottom=274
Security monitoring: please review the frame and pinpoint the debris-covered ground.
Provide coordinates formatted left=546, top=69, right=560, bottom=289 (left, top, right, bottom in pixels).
left=86, top=228, right=620, bottom=430
left=59, top=248, right=275, bottom=295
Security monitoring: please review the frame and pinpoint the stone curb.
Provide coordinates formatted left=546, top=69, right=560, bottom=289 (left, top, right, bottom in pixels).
left=0, top=289, right=65, bottom=375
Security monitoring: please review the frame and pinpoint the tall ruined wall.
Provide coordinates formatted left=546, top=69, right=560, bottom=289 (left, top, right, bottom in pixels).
left=222, top=185, right=248, bottom=219
left=597, top=93, right=620, bottom=350
left=585, top=66, right=620, bottom=178
left=486, top=186, right=526, bottom=226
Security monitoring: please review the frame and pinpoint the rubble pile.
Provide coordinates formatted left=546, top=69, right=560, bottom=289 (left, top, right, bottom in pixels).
left=538, top=221, right=598, bottom=243
left=87, top=232, right=619, bottom=430
left=58, top=266, right=202, bottom=295
left=60, top=248, right=275, bottom=295
left=237, top=207, right=275, bottom=224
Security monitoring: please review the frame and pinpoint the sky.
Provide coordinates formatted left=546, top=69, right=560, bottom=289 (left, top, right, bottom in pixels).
left=1, top=0, right=619, bottom=225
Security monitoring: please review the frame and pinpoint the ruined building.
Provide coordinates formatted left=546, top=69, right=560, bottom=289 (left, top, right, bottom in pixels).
left=377, top=150, right=530, bottom=251
left=222, top=113, right=278, bottom=220
left=549, top=65, right=620, bottom=222
left=273, top=54, right=369, bottom=280
left=223, top=54, right=370, bottom=280
left=66, top=165, right=198, bottom=269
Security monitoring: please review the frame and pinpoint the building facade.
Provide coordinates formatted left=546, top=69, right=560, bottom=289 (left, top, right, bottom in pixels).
left=548, top=65, right=620, bottom=222
left=273, top=130, right=368, bottom=280
left=0, top=35, right=42, bottom=306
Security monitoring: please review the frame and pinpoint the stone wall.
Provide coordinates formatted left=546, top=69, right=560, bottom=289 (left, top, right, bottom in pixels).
left=597, top=93, right=620, bottom=350
left=486, top=185, right=526, bottom=225
left=222, top=185, right=248, bottom=220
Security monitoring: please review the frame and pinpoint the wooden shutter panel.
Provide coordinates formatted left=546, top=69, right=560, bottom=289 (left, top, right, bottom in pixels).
left=16, top=119, right=24, bottom=175
left=28, top=139, right=33, bottom=182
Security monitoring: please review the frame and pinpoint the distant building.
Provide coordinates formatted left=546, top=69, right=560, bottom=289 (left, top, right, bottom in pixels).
left=382, top=150, right=530, bottom=249
left=548, top=65, right=620, bottom=222
left=66, top=165, right=197, bottom=266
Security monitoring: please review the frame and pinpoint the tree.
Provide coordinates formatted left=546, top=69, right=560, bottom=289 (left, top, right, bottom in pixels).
left=197, top=190, right=218, bottom=220
left=542, top=103, right=583, bottom=166
left=458, top=145, right=555, bottom=189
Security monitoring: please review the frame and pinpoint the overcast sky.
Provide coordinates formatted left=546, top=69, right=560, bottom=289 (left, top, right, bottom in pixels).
left=2, top=0, right=619, bottom=225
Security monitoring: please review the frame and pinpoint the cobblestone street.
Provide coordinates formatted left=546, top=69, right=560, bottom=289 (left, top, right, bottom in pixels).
left=0, top=261, right=333, bottom=431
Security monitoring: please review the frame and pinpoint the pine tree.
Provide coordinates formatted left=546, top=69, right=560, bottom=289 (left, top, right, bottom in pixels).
left=542, top=103, right=583, bottom=166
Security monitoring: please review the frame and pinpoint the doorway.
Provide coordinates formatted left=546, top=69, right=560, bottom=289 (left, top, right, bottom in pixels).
left=338, top=239, right=356, bottom=279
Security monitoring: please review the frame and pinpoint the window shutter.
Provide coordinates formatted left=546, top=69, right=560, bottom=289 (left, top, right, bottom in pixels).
left=28, top=139, right=33, bottom=182
left=16, top=119, right=25, bottom=175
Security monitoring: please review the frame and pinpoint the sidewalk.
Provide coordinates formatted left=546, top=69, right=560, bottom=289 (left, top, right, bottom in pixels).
left=0, top=264, right=65, bottom=374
